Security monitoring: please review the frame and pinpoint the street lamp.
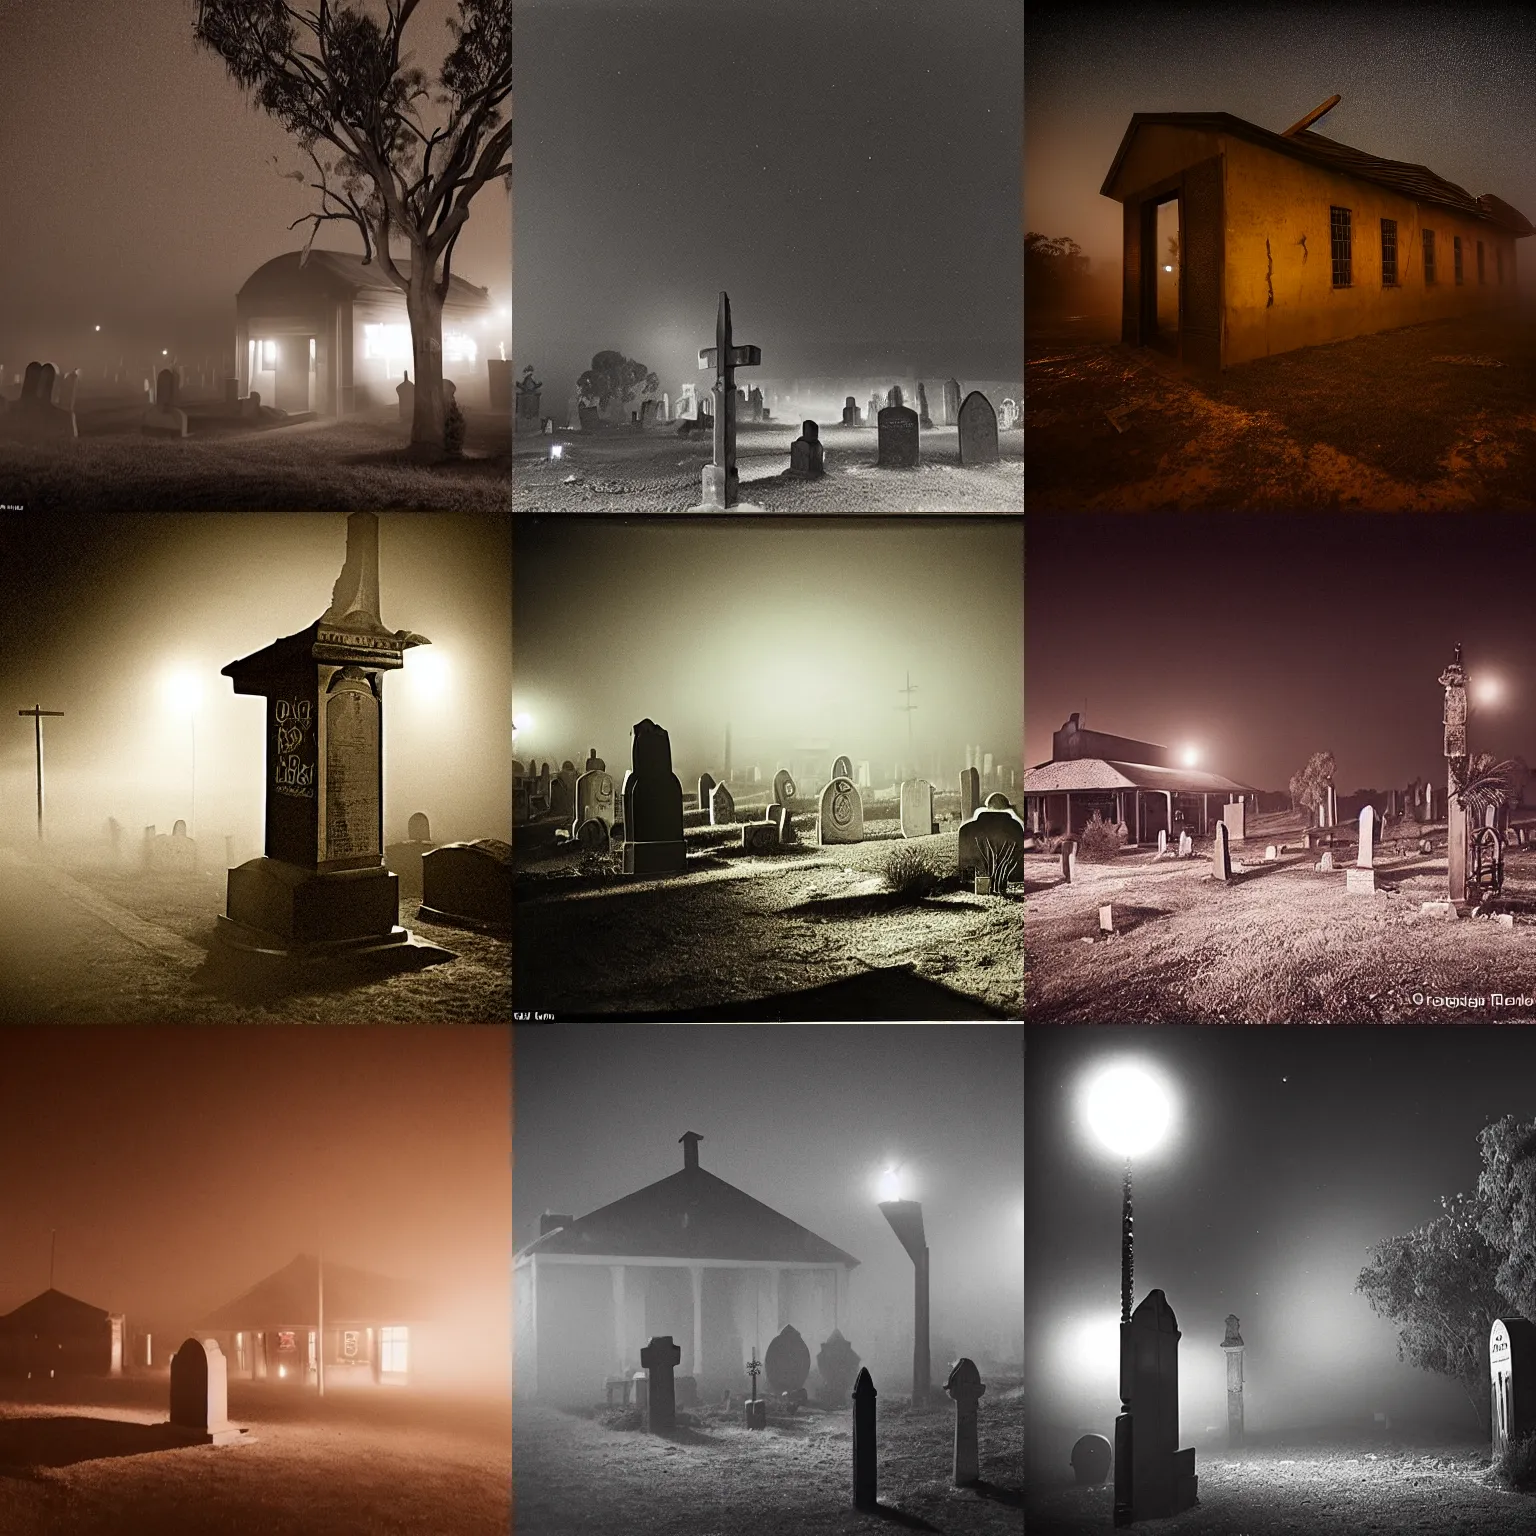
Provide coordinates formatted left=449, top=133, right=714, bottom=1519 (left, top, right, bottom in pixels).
left=878, top=1166, right=930, bottom=1409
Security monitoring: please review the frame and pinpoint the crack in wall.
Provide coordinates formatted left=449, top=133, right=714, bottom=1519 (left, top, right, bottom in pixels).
left=1266, top=238, right=1274, bottom=308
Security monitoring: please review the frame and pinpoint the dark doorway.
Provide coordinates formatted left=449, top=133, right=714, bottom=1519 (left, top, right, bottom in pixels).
left=274, top=335, right=316, bottom=412
left=1139, top=793, right=1168, bottom=846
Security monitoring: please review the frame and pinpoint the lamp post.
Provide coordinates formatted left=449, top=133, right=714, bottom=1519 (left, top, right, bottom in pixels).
left=1083, top=1061, right=1173, bottom=1527
left=1442, top=645, right=1469, bottom=906
left=878, top=1167, right=930, bottom=1410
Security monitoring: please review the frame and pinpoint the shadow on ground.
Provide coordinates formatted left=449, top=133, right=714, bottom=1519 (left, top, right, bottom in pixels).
left=0, top=1415, right=200, bottom=1470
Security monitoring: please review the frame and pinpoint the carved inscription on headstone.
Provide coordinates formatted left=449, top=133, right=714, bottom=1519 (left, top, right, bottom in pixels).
left=325, top=680, right=381, bottom=860
left=273, top=698, right=316, bottom=799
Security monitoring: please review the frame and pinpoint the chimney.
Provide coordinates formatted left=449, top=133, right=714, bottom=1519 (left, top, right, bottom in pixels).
left=680, top=1131, right=703, bottom=1171
left=539, top=1212, right=573, bottom=1236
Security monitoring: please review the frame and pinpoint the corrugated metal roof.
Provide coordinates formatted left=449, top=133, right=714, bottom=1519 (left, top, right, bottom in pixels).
left=197, top=1255, right=430, bottom=1330
left=1102, top=113, right=1534, bottom=236
left=1023, top=758, right=1254, bottom=795
left=517, top=1165, right=860, bottom=1267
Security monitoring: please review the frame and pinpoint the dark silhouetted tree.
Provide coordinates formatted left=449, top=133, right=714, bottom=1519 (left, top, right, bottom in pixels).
left=1289, top=751, right=1336, bottom=815
left=193, top=0, right=511, bottom=456
left=576, top=351, right=659, bottom=421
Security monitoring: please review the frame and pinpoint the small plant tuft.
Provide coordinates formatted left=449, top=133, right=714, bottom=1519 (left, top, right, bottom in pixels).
left=1498, top=1430, right=1536, bottom=1488
left=884, top=845, right=938, bottom=901
left=1076, top=810, right=1125, bottom=863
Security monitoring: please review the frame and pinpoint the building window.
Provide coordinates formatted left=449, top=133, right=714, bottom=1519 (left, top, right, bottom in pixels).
left=1478, top=241, right=1486, bottom=283
left=1423, top=229, right=1436, bottom=285
left=1454, top=236, right=1463, bottom=284
left=1330, top=206, right=1352, bottom=287
left=381, top=1325, right=409, bottom=1374
left=1381, top=219, right=1398, bottom=286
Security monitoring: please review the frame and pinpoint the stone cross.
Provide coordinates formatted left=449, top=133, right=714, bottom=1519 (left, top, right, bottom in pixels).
left=695, top=290, right=761, bottom=509
left=945, top=1357, right=985, bottom=1486
left=852, top=1366, right=878, bottom=1510
left=641, top=1335, right=682, bottom=1431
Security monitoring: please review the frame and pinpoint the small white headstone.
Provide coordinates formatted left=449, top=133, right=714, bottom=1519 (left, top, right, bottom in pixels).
left=1157, top=829, right=1168, bottom=857
left=1358, top=805, right=1376, bottom=869
left=1319, top=852, right=1334, bottom=872
left=1178, top=831, right=1192, bottom=858
left=1265, top=845, right=1278, bottom=861
left=1420, top=900, right=1457, bottom=920
left=1099, top=904, right=1114, bottom=933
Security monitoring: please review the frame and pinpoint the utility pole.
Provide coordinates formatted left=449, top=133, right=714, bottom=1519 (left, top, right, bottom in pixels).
left=18, top=705, right=65, bottom=839
left=896, top=673, right=918, bottom=778
left=317, top=1244, right=326, bottom=1398
left=50, top=1229, right=56, bottom=1290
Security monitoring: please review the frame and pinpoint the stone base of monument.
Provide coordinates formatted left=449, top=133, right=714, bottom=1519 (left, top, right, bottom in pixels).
left=1346, top=867, right=1377, bottom=894
left=624, top=839, right=687, bottom=875
left=165, top=1423, right=252, bottom=1447
left=745, top=1398, right=766, bottom=1429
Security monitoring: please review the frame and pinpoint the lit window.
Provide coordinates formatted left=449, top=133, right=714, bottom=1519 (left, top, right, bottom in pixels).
left=1329, top=206, right=1352, bottom=288
left=262, top=339, right=277, bottom=368
left=381, top=1325, right=409, bottom=1374
left=443, top=329, right=479, bottom=365
left=363, top=323, right=414, bottom=363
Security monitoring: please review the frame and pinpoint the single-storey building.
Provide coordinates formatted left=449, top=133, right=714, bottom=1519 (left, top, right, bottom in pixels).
left=1101, top=100, right=1533, bottom=369
left=197, top=1254, right=426, bottom=1388
left=0, top=1288, right=125, bottom=1379
left=515, top=1132, right=859, bottom=1405
left=1024, top=713, right=1254, bottom=842
left=235, top=251, right=496, bottom=416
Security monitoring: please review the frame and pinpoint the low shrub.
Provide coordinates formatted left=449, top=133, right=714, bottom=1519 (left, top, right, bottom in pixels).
left=1076, top=810, right=1125, bottom=863
left=884, top=845, right=938, bottom=901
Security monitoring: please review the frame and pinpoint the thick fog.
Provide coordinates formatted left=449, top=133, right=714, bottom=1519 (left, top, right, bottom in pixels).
left=513, top=518, right=1023, bottom=789
left=1025, top=1027, right=1536, bottom=1479
left=0, top=1027, right=511, bottom=1392
left=0, top=513, right=510, bottom=856
left=514, top=1026, right=1024, bottom=1387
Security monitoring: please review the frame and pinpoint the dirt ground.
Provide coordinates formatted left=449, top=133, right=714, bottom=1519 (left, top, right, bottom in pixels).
left=0, top=1375, right=510, bottom=1536
left=1025, top=812, right=1536, bottom=1023
left=514, top=1385, right=1022, bottom=1536
left=0, top=407, right=511, bottom=512
left=0, top=843, right=510, bottom=1024
left=513, top=794, right=1023, bottom=1020
left=1026, top=303, right=1536, bottom=509
left=1028, top=1434, right=1531, bottom=1536
left=511, top=420, right=1023, bottom=513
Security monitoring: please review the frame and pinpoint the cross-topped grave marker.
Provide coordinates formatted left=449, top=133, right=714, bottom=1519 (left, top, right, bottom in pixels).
left=17, top=704, right=64, bottom=840
left=641, top=1335, right=682, bottom=1431
left=692, top=291, right=762, bottom=510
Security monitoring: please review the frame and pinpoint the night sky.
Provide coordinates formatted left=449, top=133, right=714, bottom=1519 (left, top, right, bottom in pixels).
left=0, top=1026, right=511, bottom=1385
left=0, top=0, right=510, bottom=364
left=512, top=0, right=1024, bottom=400
left=0, top=514, right=512, bottom=850
left=1026, top=512, right=1536, bottom=793
left=513, top=517, right=1024, bottom=787
left=1027, top=1, right=1536, bottom=271
left=1027, top=1025, right=1536, bottom=1465
left=514, top=1025, right=1024, bottom=1382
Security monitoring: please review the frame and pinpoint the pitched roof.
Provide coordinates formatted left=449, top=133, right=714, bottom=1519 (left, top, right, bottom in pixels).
left=196, top=1255, right=430, bottom=1330
left=238, top=250, right=494, bottom=306
left=1102, top=112, right=1534, bottom=236
left=1024, top=758, right=1254, bottom=795
left=0, top=1288, right=110, bottom=1332
left=519, top=1165, right=860, bottom=1267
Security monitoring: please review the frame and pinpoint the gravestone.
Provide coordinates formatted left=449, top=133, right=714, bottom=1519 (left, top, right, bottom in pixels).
left=408, top=812, right=430, bottom=841
left=1117, top=1289, right=1198, bottom=1521
left=957, top=390, right=999, bottom=465
left=742, top=821, right=779, bottom=854
left=899, top=778, right=937, bottom=837
left=985, top=792, right=1013, bottom=811
left=1222, top=801, right=1246, bottom=843
left=942, top=378, right=961, bottom=425
left=142, top=369, right=190, bottom=436
left=868, top=392, right=881, bottom=427
left=218, top=515, right=454, bottom=965
left=623, top=719, right=687, bottom=875
left=707, top=779, right=736, bottom=826
left=420, top=839, right=512, bottom=929
left=832, top=754, right=854, bottom=780
left=945, top=1357, right=985, bottom=1486
left=877, top=405, right=920, bottom=468
left=55, top=369, right=79, bottom=412
left=169, top=1337, right=243, bottom=1443
left=1265, top=844, right=1278, bottom=860
left=765, top=1325, right=811, bottom=1395
left=960, top=766, right=980, bottom=819
left=1211, top=821, right=1231, bottom=881
left=697, top=771, right=716, bottom=811
left=916, top=381, right=933, bottom=428
left=1357, top=804, right=1376, bottom=868
left=641, top=1335, right=682, bottom=1432
left=841, top=395, right=860, bottom=427
left=1072, top=1433, right=1113, bottom=1486
left=818, top=777, right=864, bottom=844
left=852, top=1367, right=878, bottom=1511
left=957, top=805, right=1028, bottom=889
left=886, top=384, right=904, bottom=408
left=1178, top=831, right=1192, bottom=858
left=1221, top=1314, right=1245, bottom=1448
left=1490, top=1318, right=1536, bottom=1457
left=768, top=803, right=798, bottom=845
left=817, top=1329, right=861, bottom=1403
left=772, top=769, right=796, bottom=806
left=692, top=290, right=762, bottom=510
left=6, top=360, right=78, bottom=440
left=385, top=811, right=437, bottom=897
left=148, top=820, right=198, bottom=874
left=1319, top=851, right=1334, bottom=872
left=548, top=769, right=577, bottom=822
left=396, top=372, right=414, bottom=423
left=1155, top=829, right=1168, bottom=857
left=584, top=747, right=606, bottom=773
left=788, top=420, right=825, bottom=478
left=574, top=769, right=617, bottom=848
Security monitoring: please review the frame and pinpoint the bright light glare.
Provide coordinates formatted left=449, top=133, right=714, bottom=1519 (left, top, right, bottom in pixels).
left=1082, top=1061, right=1173, bottom=1157
left=879, top=1166, right=903, bottom=1201
left=550, top=444, right=564, bottom=459
left=278, top=1365, right=286, bottom=1379
left=160, top=669, right=203, bottom=714
left=513, top=712, right=533, bottom=732
left=1164, top=264, right=1173, bottom=272
left=1181, top=746, right=1199, bottom=767
left=1477, top=678, right=1503, bottom=705
left=404, top=645, right=450, bottom=702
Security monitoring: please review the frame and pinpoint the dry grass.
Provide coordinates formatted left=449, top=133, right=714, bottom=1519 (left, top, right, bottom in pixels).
left=1026, top=303, right=1536, bottom=510
left=1025, top=813, right=1536, bottom=1022
left=514, top=797, right=1023, bottom=1019
left=514, top=1385, right=1022, bottom=1536
left=511, top=421, right=1022, bottom=514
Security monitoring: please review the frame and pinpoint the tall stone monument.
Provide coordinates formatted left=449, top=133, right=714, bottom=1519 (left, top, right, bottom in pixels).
left=690, top=290, right=764, bottom=511
left=622, top=719, right=686, bottom=875
left=1441, top=645, right=1469, bottom=905
left=1116, top=1289, right=1198, bottom=1524
left=217, top=514, right=454, bottom=967
left=1220, top=1314, right=1245, bottom=1449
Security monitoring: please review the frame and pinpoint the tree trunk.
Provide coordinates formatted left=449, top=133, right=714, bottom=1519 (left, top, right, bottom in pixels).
left=405, top=253, right=447, bottom=456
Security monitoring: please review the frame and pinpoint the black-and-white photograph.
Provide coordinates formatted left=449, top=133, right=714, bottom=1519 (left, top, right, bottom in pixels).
left=510, top=0, right=1023, bottom=515
left=513, top=1024, right=1023, bottom=1533
left=0, top=2, right=511, bottom=512
left=0, top=511, right=510, bottom=1022
left=513, top=515, right=1025, bottom=1020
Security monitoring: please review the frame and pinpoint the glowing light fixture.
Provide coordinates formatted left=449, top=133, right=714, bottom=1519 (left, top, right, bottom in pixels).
left=162, top=349, right=169, bottom=356
left=94, top=324, right=101, bottom=332
left=879, top=1165, right=903, bottom=1202
left=1164, top=264, right=1173, bottom=273
left=1083, top=1061, right=1172, bottom=1158
left=278, top=1365, right=287, bottom=1379
left=1477, top=677, right=1503, bottom=705
left=160, top=669, right=203, bottom=714
left=550, top=444, right=564, bottom=459
left=513, top=712, right=533, bottom=732
left=404, top=644, right=450, bottom=703
left=1181, top=746, right=1199, bottom=767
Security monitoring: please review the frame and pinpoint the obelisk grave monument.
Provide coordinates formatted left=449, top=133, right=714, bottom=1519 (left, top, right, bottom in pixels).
left=217, top=513, right=455, bottom=967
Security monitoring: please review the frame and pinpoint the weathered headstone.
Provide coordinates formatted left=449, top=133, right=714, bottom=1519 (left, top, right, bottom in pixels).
left=1099, top=904, right=1114, bottom=933
left=397, top=372, right=415, bottom=423
left=707, top=779, right=736, bottom=826
left=1222, top=800, right=1246, bottom=843
left=817, top=1329, right=861, bottom=1403
left=574, top=769, right=617, bottom=847
left=1357, top=804, right=1376, bottom=868
left=1212, top=821, right=1232, bottom=881
left=420, top=839, right=512, bottom=929
left=584, top=746, right=606, bottom=773
left=841, top=395, right=860, bottom=427
left=1265, top=844, right=1278, bottom=860
left=788, top=419, right=825, bottom=478
left=1156, top=829, right=1168, bottom=857
left=945, top=1357, right=985, bottom=1486
left=818, top=776, right=864, bottom=844
left=697, top=771, right=717, bottom=811
left=917, top=381, right=933, bottom=429
left=169, top=1337, right=242, bottom=1443
left=1117, top=1289, right=1198, bottom=1521
left=772, top=769, right=797, bottom=806
left=1178, top=831, right=1192, bottom=858
left=742, top=821, right=779, bottom=854
left=1319, top=850, right=1334, bottom=872
left=693, top=290, right=762, bottom=509
left=765, top=1325, right=811, bottom=1395
left=886, top=384, right=904, bottom=409
left=768, top=803, right=799, bottom=845
left=641, top=1335, right=682, bottom=1432
left=1221, top=1314, right=1245, bottom=1449
left=960, top=766, right=980, bottom=819
left=832, top=754, right=854, bottom=780
left=548, top=768, right=577, bottom=822
left=877, top=405, right=920, bottom=468
left=957, top=390, right=1000, bottom=465
left=985, top=792, right=1012, bottom=811
left=899, top=778, right=936, bottom=838
left=407, top=811, right=431, bottom=841
left=623, top=719, right=686, bottom=875
left=942, top=378, right=961, bottom=425
left=852, top=1367, right=877, bottom=1511
left=868, top=392, right=882, bottom=427
left=1072, top=1433, right=1113, bottom=1486
left=1491, top=1317, right=1536, bottom=1458
left=958, top=805, right=1028, bottom=889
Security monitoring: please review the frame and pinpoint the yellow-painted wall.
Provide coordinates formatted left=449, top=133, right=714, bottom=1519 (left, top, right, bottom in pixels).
left=1106, top=126, right=1223, bottom=202
left=1218, top=134, right=1519, bottom=366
